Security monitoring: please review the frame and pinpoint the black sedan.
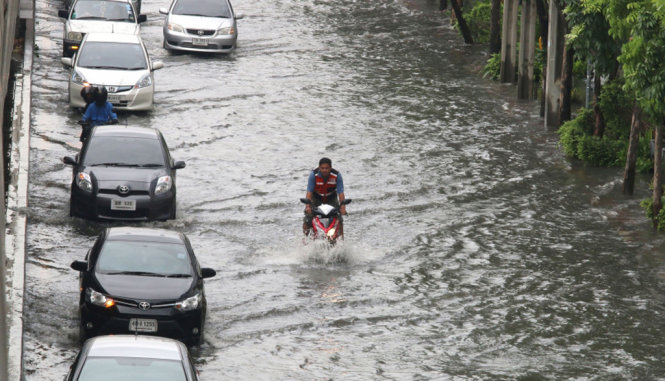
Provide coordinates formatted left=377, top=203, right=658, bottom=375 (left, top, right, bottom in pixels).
left=63, top=125, right=185, bottom=221
left=70, top=227, right=216, bottom=346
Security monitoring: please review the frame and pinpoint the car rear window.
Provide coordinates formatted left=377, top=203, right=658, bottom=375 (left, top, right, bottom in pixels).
left=77, top=41, right=146, bottom=70
left=77, top=357, right=187, bottom=381
left=72, top=1, right=136, bottom=22
left=96, top=240, right=193, bottom=276
left=173, top=0, right=231, bottom=18
left=83, top=136, right=165, bottom=167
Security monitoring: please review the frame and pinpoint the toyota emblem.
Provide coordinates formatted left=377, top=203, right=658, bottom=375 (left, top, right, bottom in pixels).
left=118, top=185, right=130, bottom=195
left=138, top=302, right=151, bottom=310
left=198, top=30, right=204, bottom=36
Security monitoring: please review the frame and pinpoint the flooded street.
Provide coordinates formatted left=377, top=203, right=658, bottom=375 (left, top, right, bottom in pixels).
left=21, top=0, right=665, bottom=379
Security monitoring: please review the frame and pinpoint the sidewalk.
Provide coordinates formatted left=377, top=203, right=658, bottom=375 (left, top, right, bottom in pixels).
left=5, top=16, right=33, bottom=381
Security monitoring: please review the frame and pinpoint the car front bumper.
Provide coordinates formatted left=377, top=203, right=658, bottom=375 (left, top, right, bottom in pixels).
left=69, top=82, right=154, bottom=111
left=70, top=185, right=174, bottom=221
left=163, top=29, right=237, bottom=53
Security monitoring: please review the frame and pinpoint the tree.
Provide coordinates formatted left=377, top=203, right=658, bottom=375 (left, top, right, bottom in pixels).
left=489, top=0, right=501, bottom=54
left=451, top=0, right=474, bottom=44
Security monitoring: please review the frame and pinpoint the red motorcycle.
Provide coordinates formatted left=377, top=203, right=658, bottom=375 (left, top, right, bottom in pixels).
left=301, top=198, right=352, bottom=244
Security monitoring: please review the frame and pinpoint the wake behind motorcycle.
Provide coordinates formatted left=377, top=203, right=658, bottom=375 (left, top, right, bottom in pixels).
left=301, top=198, right=352, bottom=244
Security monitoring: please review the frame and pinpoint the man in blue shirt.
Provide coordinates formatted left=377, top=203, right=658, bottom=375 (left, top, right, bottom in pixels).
left=303, top=157, right=347, bottom=235
left=80, top=86, right=118, bottom=141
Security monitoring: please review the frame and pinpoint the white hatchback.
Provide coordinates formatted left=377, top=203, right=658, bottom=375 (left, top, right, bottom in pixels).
left=61, top=33, right=164, bottom=111
left=59, top=0, right=146, bottom=57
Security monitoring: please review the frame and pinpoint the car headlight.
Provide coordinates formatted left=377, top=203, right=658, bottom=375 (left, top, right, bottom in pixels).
left=87, top=288, right=115, bottom=308
left=154, top=176, right=172, bottom=194
left=72, top=70, right=87, bottom=85
left=135, top=74, right=152, bottom=89
left=217, top=27, right=235, bottom=35
left=167, top=23, right=184, bottom=33
left=175, top=293, right=201, bottom=311
left=76, top=172, right=93, bottom=192
left=67, top=31, right=83, bottom=41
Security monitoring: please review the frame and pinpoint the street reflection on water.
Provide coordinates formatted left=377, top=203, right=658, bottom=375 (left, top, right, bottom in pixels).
left=22, top=0, right=665, bottom=379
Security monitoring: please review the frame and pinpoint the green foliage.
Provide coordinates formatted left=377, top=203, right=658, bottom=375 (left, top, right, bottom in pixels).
left=558, top=108, right=595, bottom=157
left=482, top=52, right=501, bottom=80
left=640, top=191, right=665, bottom=230
left=466, top=2, right=493, bottom=44
left=597, top=79, right=633, bottom=140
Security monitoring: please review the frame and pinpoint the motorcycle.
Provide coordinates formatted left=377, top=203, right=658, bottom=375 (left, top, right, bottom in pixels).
left=301, top=198, right=352, bottom=244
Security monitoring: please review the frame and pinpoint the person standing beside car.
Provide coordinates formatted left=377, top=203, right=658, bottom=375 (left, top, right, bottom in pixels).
left=303, top=157, right=347, bottom=235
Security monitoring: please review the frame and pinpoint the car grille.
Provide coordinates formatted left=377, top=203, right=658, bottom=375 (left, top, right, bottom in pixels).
left=115, top=297, right=176, bottom=309
left=91, top=84, right=132, bottom=93
left=98, top=189, right=149, bottom=196
left=97, top=207, right=150, bottom=220
left=186, top=29, right=215, bottom=36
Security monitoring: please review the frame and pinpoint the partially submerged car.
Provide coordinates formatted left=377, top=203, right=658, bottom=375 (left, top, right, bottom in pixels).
left=70, top=227, right=216, bottom=346
left=61, top=33, right=164, bottom=111
left=159, top=0, right=243, bottom=53
left=59, top=0, right=146, bottom=57
left=64, top=335, right=199, bottom=380
left=63, top=125, right=185, bottom=221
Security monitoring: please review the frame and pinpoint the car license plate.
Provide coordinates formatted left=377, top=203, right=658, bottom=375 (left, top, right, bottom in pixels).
left=192, top=38, right=208, bottom=46
left=107, top=94, right=120, bottom=102
left=111, top=199, right=136, bottom=211
left=129, top=318, right=157, bottom=332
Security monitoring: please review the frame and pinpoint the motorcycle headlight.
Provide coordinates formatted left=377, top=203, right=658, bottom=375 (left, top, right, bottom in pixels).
left=87, top=288, right=115, bottom=308
left=155, top=176, right=172, bottom=194
left=167, top=23, right=184, bottom=33
left=76, top=172, right=93, bottom=192
left=135, top=74, right=152, bottom=89
left=67, top=31, right=83, bottom=41
left=175, top=293, right=201, bottom=311
left=72, top=70, right=87, bottom=85
left=327, top=228, right=336, bottom=238
left=217, top=27, right=235, bottom=35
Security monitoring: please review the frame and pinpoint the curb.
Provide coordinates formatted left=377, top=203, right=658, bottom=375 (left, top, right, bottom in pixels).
left=5, top=16, right=33, bottom=381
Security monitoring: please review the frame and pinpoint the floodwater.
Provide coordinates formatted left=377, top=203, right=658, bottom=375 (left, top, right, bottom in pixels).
left=21, top=0, right=665, bottom=379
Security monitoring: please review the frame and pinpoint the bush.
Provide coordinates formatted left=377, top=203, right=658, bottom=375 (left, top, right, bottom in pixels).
left=466, top=2, right=493, bottom=44
left=598, top=79, right=633, bottom=140
left=640, top=193, right=665, bottom=231
left=482, top=52, right=501, bottom=80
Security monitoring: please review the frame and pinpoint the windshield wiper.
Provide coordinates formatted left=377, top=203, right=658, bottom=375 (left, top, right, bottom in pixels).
left=105, top=271, right=165, bottom=277
left=81, top=65, right=131, bottom=70
left=91, top=162, right=140, bottom=167
left=165, top=273, right=192, bottom=278
left=74, top=16, right=107, bottom=20
left=140, top=163, right=164, bottom=168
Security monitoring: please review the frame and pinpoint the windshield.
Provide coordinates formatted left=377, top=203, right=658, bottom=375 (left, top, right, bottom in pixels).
left=77, top=42, right=146, bottom=70
left=172, top=0, right=231, bottom=18
left=72, top=0, right=136, bottom=22
left=77, top=357, right=187, bottom=381
left=96, top=240, right=193, bottom=276
left=83, top=136, right=165, bottom=167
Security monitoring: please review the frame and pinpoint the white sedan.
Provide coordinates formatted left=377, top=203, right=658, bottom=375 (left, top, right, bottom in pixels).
left=61, top=33, right=164, bottom=111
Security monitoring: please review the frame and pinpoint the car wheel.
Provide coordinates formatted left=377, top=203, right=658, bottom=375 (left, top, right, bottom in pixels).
left=169, top=198, right=176, bottom=220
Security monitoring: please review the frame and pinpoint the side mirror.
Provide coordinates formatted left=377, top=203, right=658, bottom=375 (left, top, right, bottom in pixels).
left=61, top=57, right=73, bottom=67
left=341, top=199, right=352, bottom=205
left=201, top=268, right=216, bottom=279
left=137, top=14, right=147, bottom=23
left=172, top=161, right=186, bottom=170
left=300, top=198, right=312, bottom=205
left=234, top=13, right=245, bottom=20
left=158, top=8, right=169, bottom=15
left=70, top=260, right=88, bottom=272
left=152, top=61, right=164, bottom=71
left=58, top=9, right=68, bottom=18
left=63, top=156, right=77, bottom=165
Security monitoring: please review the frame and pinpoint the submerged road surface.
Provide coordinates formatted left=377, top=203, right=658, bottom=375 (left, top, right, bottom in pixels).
left=21, top=0, right=665, bottom=379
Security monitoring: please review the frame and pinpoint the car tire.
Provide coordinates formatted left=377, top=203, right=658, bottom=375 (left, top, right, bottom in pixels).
left=79, top=324, right=87, bottom=345
left=69, top=199, right=74, bottom=217
left=169, top=199, right=176, bottom=220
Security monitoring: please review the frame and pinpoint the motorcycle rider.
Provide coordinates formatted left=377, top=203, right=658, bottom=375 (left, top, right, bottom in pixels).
left=79, top=86, right=118, bottom=141
left=303, top=157, right=347, bottom=236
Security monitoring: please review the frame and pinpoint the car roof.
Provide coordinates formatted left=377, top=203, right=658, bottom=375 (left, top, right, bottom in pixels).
left=86, top=335, right=184, bottom=360
left=106, top=227, right=186, bottom=244
left=84, top=32, right=141, bottom=44
left=92, top=125, right=159, bottom=139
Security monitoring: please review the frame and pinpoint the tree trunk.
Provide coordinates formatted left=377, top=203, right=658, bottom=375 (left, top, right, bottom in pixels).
left=558, top=43, right=574, bottom=124
left=653, top=124, right=663, bottom=229
left=535, top=0, right=548, bottom=117
left=622, top=103, right=643, bottom=195
left=440, top=0, right=448, bottom=11
left=451, top=0, right=473, bottom=44
left=489, top=0, right=501, bottom=54
left=592, top=73, right=605, bottom=137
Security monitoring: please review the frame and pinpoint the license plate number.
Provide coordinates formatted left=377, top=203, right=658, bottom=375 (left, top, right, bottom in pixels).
left=192, top=38, right=208, bottom=46
left=129, top=318, right=157, bottom=332
left=107, top=94, right=120, bottom=102
left=111, top=199, right=136, bottom=211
